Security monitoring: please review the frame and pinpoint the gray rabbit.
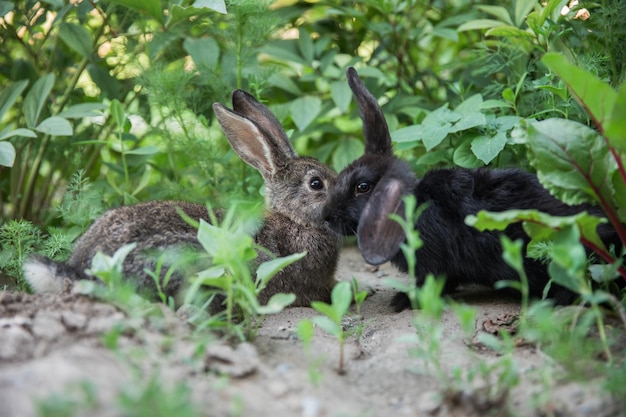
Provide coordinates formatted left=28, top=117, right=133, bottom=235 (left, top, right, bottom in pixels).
left=24, top=90, right=341, bottom=307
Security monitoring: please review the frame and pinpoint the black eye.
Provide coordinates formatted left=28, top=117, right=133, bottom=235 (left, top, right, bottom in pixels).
left=355, top=181, right=371, bottom=194
left=310, top=177, right=324, bottom=190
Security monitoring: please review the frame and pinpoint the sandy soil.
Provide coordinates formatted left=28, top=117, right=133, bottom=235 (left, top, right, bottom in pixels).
left=0, top=246, right=624, bottom=417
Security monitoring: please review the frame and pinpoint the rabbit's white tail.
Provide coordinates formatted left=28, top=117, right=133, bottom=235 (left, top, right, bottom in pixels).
left=23, top=255, right=84, bottom=293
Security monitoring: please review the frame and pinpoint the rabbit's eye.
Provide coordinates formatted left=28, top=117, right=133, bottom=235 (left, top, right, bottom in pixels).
left=309, top=177, right=324, bottom=190
left=355, top=181, right=371, bottom=194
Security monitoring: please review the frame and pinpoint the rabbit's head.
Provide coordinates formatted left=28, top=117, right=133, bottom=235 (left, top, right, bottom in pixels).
left=213, top=90, right=336, bottom=228
left=323, top=67, right=417, bottom=264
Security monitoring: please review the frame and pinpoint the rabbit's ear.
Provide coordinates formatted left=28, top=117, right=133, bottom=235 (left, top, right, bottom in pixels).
left=356, top=177, right=407, bottom=265
left=231, top=89, right=297, bottom=160
left=346, top=67, right=393, bottom=157
left=213, top=102, right=291, bottom=180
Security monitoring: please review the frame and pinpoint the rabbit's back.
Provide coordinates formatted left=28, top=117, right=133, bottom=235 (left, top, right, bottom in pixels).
left=69, top=201, right=212, bottom=296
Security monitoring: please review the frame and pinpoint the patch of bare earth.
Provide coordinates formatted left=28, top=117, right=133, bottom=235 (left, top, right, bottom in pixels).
left=1, top=246, right=624, bottom=417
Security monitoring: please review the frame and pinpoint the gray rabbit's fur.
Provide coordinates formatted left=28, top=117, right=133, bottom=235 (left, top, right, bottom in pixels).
left=24, top=90, right=340, bottom=307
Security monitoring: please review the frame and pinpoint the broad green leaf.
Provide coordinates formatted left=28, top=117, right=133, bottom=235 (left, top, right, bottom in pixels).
left=0, top=1, right=14, bottom=17
left=312, top=316, right=341, bottom=338
left=514, top=0, right=537, bottom=27
left=421, top=106, right=460, bottom=150
left=106, top=0, right=163, bottom=23
left=471, top=131, right=507, bottom=164
left=486, top=25, right=535, bottom=40
left=58, top=22, right=93, bottom=57
left=476, top=5, right=513, bottom=25
left=540, top=0, right=566, bottom=25
left=184, top=37, right=219, bottom=70
left=453, top=140, right=485, bottom=168
left=256, top=293, right=296, bottom=314
left=125, top=145, right=160, bottom=156
left=457, top=19, right=506, bottom=32
left=541, top=53, right=617, bottom=133
left=57, top=103, right=108, bottom=119
left=311, top=301, right=339, bottom=323
left=466, top=209, right=608, bottom=253
left=330, top=281, right=352, bottom=318
left=603, top=83, right=626, bottom=152
left=298, top=28, right=314, bottom=64
left=192, top=0, right=226, bottom=13
left=24, top=73, right=55, bottom=128
left=548, top=226, right=587, bottom=294
left=391, top=125, right=422, bottom=144
left=431, top=27, right=458, bottom=42
left=35, top=117, right=73, bottom=136
left=449, top=112, right=487, bottom=133
left=0, top=141, right=16, bottom=167
left=520, top=118, right=615, bottom=206
left=0, top=128, right=37, bottom=140
left=256, top=252, right=306, bottom=287
left=290, top=96, right=321, bottom=131
left=455, top=94, right=483, bottom=114
left=330, top=80, right=351, bottom=113
left=332, top=137, right=364, bottom=171
left=269, top=72, right=302, bottom=95
left=501, top=236, right=525, bottom=273
left=110, top=99, right=126, bottom=129
left=0, top=79, right=28, bottom=121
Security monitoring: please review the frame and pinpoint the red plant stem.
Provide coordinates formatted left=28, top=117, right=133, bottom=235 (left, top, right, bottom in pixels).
left=580, top=237, right=626, bottom=282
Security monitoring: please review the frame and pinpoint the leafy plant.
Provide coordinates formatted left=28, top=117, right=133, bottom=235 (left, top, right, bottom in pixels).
left=308, top=280, right=355, bottom=374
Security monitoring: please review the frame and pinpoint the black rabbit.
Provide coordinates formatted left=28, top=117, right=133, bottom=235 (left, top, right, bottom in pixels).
left=323, top=67, right=620, bottom=311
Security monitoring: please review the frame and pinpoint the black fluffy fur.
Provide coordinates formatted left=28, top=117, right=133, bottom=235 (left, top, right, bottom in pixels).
left=323, top=67, right=622, bottom=312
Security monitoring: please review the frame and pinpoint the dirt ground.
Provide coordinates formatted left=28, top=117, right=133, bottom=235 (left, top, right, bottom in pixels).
left=1, top=246, right=624, bottom=417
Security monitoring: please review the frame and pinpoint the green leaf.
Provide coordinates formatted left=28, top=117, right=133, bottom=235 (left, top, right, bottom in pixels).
left=0, top=1, right=15, bottom=17
left=312, top=316, right=342, bottom=338
left=290, top=96, right=321, bottom=131
left=23, top=73, right=55, bottom=128
left=34, top=117, right=73, bottom=136
left=520, top=118, right=615, bottom=206
left=466, top=209, right=608, bottom=253
left=476, top=5, right=514, bottom=26
left=0, top=141, right=16, bottom=167
left=298, top=28, right=314, bottom=64
left=457, top=19, right=506, bottom=32
left=58, top=22, right=93, bottom=57
left=110, top=99, right=126, bottom=130
left=453, top=140, right=485, bottom=168
left=330, top=281, right=352, bottom=318
left=269, top=72, right=302, bottom=95
left=184, top=37, right=220, bottom=70
left=0, top=79, right=28, bottom=121
left=449, top=112, right=487, bottom=133
left=514, top=0, right=538, bottom=27
left=604, top=83, right=626, bottom=152
left=256, top=293, right=296, bottom=315
left=471, top=131, right=507, bottom=164
left=332, top=138, right=364, bottom=171
left=0, top=128, right=37, bottom=140
left=125, top=145, right=160, bottom=156
left=421, top=106, right=460, bottom=150
left=391, top=125, right=422, bottom=144
left=106, top=0, right=162, bottom=23
left=192, top=0, right=226, bottom=13
left=256, top=252, right=306, bottom=287
left=455, top=94, right=483, bottom=114
left=486, top=25, right=534, bottom=40
left=57, top=103, right=108, bottom=119
left=330, top=80, right=351, bottom=114
left=311, top=302, right=339, bottom=323
left=541, top=53, right=617, bottom=133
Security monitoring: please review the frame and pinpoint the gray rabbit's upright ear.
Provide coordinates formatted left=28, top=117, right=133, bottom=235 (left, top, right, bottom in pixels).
left=231, top=89, right=297, bottom=160
left=356, top=176, right=407, bottom=265
left=346, top=67, right=393, bottom=157
left=213, top=100, right=291, bottom=180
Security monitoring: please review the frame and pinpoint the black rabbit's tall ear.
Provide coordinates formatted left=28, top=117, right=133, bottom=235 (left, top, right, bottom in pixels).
left=230, top=89, right=297, bottom=160
left=346, top=67, right=393, bottom=157
left=213, top=101, right=291, bottom=181
left=356, top=176, right=407, bottom=265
